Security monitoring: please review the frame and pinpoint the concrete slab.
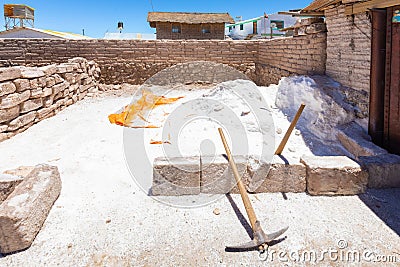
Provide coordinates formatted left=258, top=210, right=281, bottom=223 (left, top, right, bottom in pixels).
left=152, top=157, right=200, bottom=196
left=301, top=155, right=368, bottom=195
left=359, top=153, right=400, bottom=188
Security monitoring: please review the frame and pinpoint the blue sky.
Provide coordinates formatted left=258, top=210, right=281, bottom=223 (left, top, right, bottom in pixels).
left=3, top=1, right=313, bottom=38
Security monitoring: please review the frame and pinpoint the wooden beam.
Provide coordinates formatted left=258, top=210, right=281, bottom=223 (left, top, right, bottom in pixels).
left=345, top=0, right=400, bottom=15
left=278, top=11, right=325, bottom=17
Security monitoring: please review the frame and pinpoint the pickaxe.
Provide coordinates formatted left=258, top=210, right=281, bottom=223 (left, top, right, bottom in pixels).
left=218, top=128, right=288, bottom=251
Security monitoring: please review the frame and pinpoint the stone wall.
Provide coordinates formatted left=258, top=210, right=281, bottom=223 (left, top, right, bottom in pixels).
left=325, top=6, right=371, bottom=93
left=0, top=58, right=99, bottom=142
left=0, top=38, right=327, bottom=86
left=256, top=33, right=327, bottom=85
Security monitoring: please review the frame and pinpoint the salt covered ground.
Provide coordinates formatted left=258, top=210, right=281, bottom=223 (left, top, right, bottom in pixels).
left=0, top=78, right=399, bottom=266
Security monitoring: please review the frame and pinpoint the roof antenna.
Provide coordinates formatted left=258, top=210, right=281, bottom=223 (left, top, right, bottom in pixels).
left=149, top=0, right=154, bottom=11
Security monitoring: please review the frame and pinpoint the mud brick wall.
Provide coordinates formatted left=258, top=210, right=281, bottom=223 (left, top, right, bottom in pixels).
left=155, top=22, right=225, bottom=40
left=256, top=33, right=327, bottom=85
left=324, top=6, right=371, bottom=117
left=325, top=6, right=371, bottom=93
left=0, top=58, right=99, bottom=142
left=0, top=39, right=258, bottom=85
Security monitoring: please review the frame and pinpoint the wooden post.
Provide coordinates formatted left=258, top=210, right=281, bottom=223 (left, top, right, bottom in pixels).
left=275, top=104, right=306, bottom=155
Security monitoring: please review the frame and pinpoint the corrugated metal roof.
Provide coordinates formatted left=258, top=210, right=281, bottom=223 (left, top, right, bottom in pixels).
left=147, top=12, right=234, bottom=26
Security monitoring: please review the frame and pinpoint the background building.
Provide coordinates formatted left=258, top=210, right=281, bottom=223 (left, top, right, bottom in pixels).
left=147, top=12, right=234, bottom=40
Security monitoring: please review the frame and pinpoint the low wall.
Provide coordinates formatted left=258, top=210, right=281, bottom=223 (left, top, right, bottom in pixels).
left=0, top=58, right=99, bottom=142
left=256, top=33, right=327, bottom=85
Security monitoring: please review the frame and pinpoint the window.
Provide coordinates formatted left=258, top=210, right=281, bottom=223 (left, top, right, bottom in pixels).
left=172, top=24, right=181, bottom=33
left=240, top=24, right=244, bottom=31
left=202, top=26, right=210, bottom=34
left=270, top=20, right=284, bottom=30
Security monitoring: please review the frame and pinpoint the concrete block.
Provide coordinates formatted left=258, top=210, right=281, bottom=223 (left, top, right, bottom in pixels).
left=301, top=155, right=368, bottom=195
left=359, top=154, right=400, bottom=188
left=0, top=164, right=61, bottom=254
left=0, top=174, right=23, bottom=202
left=152, top=157, right=200, bottom=196
left=0, top=67, right=21, bottom=82
left=200, top=155, right=250, bottom=194
left=249, top=155, right=306, bottom=193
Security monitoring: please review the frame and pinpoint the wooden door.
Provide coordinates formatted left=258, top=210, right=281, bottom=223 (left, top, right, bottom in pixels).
left=385, top=6, right=400, bottom=154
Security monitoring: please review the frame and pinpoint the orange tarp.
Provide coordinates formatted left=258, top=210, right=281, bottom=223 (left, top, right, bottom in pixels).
left=108, top=90, right=183, bottom=127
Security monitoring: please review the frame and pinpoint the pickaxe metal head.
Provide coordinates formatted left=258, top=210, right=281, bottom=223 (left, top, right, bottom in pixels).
left=226, top=221, right=288, bottom=251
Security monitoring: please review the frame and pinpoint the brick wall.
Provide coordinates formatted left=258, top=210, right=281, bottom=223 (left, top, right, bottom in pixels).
left=256, top=33, right=327, bottom=85
left=0, top=39, right=258, bottom=85
left=155, top=22, right=225, bottom=40
left=0, top=37, right=327, bottom=86
left=0, top=58, right=99, bottom=142
left=325, top=6, right=371, bottom=93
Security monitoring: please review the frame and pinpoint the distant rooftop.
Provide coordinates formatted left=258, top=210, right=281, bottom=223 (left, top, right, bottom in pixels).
left=0, top=27, right=92, bottom=39
left=147, top=12, right=234, bottom=27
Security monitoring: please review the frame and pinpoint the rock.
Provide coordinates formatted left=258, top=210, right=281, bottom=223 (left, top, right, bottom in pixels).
left=249, top=155, right=306, bottom=193
left=38, top=65, right=57, bottom=76
left=301, top=155, right=368, bottom=195
left=0, top=164, right=61, bottom=254
left=3, top=166, right=35, bottom=178
left=152, top=157, right=200, bottom=196
left=7, top=111, right=36, bottom=131
left=0, top=105, right=20, bottom=123
left=13, top=79, right=30, bottom=92
left=45, top=77, right=56, bottom=88
left=359, top=154, right=400, bottom=188
left=288, top=147, right=296, bottom=152
left=213, top=208, right=220, bottom=215
left=295, top=130, right=301, bottom=136
left=0, top=67, right=21, bottom=82
left=0, top=82, right=16, bottom=96
left=20, top=98, right=43, bottom=113
left=276, top=128, right=282, bottom=134
left=0, top=91, right=30, bottom=109
left=200, top=155, right=250, bottom=194
left=20, top=67, right=45, bottom=79
left=0, top=174, right=24, bottom=202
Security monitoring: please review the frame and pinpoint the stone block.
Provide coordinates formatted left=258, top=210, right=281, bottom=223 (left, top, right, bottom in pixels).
left=249, top=155, right=306, bottom=193
left=39, top=64, right=57, bottom=76
left=359, top=154, right=400, bottom=188
left=52, top=74, right=63, bottom=84
left=20, top=98, right=43, bottom=113
left=0, top=164, right=61, bottom=254
left=3, top=166, right=35, bottom=178
left=301, top=155, right=368, bottom=195
left=7, top=111, right=36, bottom=131
left=0, top=174, right=24, bottom=202
left=0, top=105, right=19, bottom=123
left=53, top=81, right=69, bottom=95
left=13, top=79, right=30, bottom=92
left=0, top=82, right=16, bottom=97
left=20, top=68, right=45, bottom=79
left=29, top=79, right=39, bottom=89
left=45, top=77, right=56, bottom=88
left=0, top=91, right=30, bottom=109
left=0, top=67, right=21, bottom=82
left=152, top=157, right=200, bottom=196
left=201, top=155, right=250, bottom=194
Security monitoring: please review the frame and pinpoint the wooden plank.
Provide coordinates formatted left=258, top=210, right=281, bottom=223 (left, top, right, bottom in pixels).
left=383, top=7, right=393, bottom=148
left=345, top=0, right=400, bottom=15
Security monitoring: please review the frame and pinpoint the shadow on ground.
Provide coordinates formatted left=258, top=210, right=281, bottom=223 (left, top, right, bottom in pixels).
left=358, top=188, right=400, bottom=236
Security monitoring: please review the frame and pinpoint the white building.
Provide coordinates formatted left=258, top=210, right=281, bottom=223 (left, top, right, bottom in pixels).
left=0, top=27, right=91, bottom=39
left=225, top=13, right=297, bottom=40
